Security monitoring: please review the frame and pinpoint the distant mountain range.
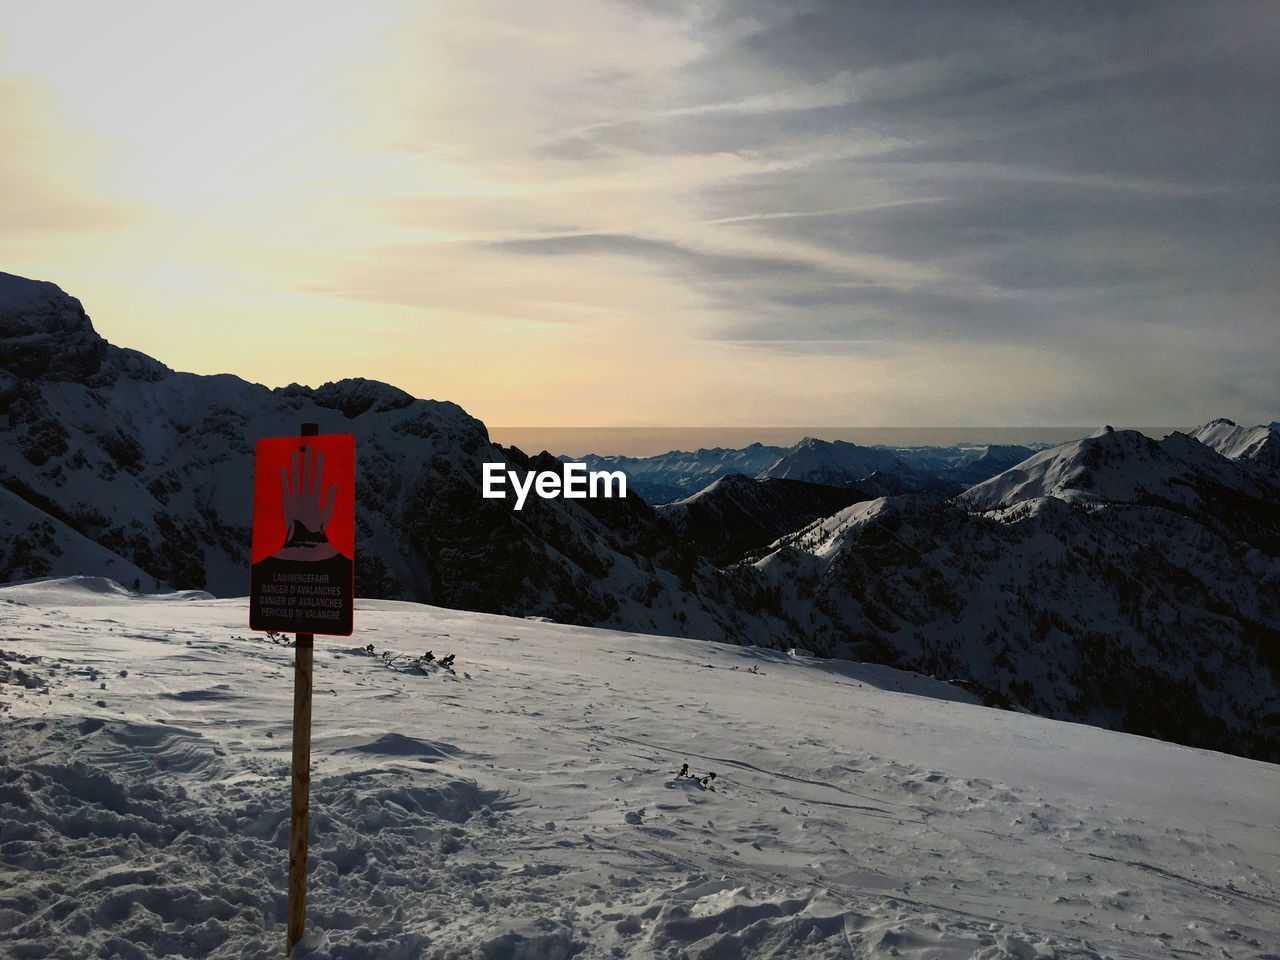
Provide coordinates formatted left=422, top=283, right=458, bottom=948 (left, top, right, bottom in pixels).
left=570, top=436, right=1039, bottom=504
left=2, top=271, right=1277, bottom=761
left=565, top=444, right=786, bottom=503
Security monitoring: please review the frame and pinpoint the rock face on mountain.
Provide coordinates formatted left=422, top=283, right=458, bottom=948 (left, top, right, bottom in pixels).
left=655, top=474, right=868, bottom=565
left=3, top=271, right=1277, bottom=761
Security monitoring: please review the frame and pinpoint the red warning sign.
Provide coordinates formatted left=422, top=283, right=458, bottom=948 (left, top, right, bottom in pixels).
left=249, top=433, right=355, bottom=636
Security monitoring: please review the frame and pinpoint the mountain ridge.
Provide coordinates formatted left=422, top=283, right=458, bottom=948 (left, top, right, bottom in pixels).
left=2, top=270, right=1277, bottom=761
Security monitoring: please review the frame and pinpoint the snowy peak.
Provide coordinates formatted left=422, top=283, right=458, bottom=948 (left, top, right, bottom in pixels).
left=757, top=437, right=912, bottom=487
left=957, top=427, right=1280, bottom=556
left=759, top=495, right=897, bottom=562
left=675, top=472, right=752, bottom=502
left=1192, top=417, right=1280, bottom=469
left=958, top=427, right=1251, bottom=511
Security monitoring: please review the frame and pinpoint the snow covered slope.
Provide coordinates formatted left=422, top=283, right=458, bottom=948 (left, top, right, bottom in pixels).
left=655, top=474, right=868, bottom=564
left=944, top=444, right=1037, bottom=486
left=961, top=428, right=1199, bottom=509
left=0, top=485, right=160, bottom=588
left=1192, top=418, right=1280, bottom=471
left=1, top=579, right=1276, bottom=959
left=758, top=438, right=914, bottom=488
left=957, top=427, right=1280, bottom=552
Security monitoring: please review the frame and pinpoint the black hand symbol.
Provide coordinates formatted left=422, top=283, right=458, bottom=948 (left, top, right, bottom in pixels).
left=280, top=444, right=338, bottom=546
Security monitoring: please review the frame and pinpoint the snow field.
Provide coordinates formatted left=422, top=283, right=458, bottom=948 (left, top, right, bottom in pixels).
left=1, top=578, right=1277, bottom=959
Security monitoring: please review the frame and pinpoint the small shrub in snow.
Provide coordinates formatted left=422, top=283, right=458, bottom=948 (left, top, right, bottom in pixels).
left=673, top=762, right=717, bottom=790
left=363, top=645, right=459, bottom=677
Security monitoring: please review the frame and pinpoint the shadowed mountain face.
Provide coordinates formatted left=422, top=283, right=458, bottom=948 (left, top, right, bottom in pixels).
left=2, top=271, right=1277, bottom=761
left=755, top=489, right=1280, bottom=761
left=656, top=474, right=869, bottom=565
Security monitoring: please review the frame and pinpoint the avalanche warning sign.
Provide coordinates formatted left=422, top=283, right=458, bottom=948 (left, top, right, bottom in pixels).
left=249, top=431, right=355, bottom=636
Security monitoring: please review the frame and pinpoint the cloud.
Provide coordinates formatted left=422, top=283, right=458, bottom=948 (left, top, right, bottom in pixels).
left=2, top=0, right=1276, bottom=425
left=486, top=232, right=839, bottom=282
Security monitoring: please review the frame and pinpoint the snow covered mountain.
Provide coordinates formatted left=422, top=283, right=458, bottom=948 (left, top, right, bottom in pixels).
left=747, top=427, right=1280, bottom=760
left=757, top=437, right=916, bottom=487
left=1192, top=417, right=1280, bottom=471
left=943, top=444, right=1036, bottom=486
left=0, top=271, right=789, bottom=644
left=958, top=426, right=1280, bottom=552
left=753, top=489, right=1280, bottom=761
left=570, top=441, right=1036, bottom=504
left=4, top=579, right=1276, bottom=959
left=565, top=443, right=786, bottom=504
left=3, top=270, right=1278, bottom=761
left=654, top=473, right=868, bottom=565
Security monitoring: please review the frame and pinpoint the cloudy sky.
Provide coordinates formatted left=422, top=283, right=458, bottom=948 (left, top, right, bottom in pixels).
left=1, top=1, right=1276, bottom=427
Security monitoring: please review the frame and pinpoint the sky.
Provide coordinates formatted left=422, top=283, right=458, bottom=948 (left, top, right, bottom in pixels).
left=1, top=0, right=1276, bottom=428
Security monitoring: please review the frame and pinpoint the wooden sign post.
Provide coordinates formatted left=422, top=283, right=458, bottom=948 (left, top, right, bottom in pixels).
left=288, top=634, right=315, bottom=947
left=247, top=423, right=356, bottom=955
left=288, top=423, right=317, bottom=955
